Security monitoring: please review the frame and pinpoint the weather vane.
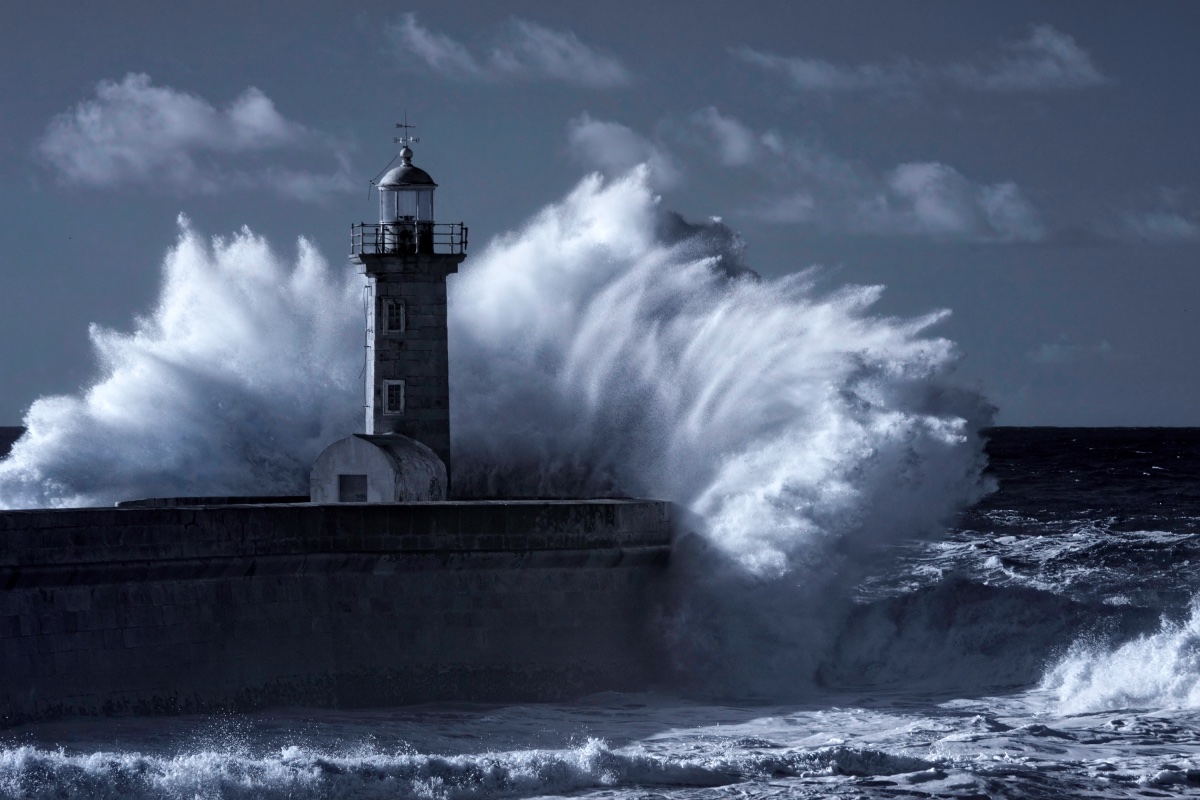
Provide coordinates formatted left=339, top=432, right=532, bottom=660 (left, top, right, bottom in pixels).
left=394, top=112, right=420, bottom=148
left=367, top=114, right=422, bottom=199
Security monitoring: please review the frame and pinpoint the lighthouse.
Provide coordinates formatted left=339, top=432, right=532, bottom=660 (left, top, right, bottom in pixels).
left=310, top=126, right=467, bottom=503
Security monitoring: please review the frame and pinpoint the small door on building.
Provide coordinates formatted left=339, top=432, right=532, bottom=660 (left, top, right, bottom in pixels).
left=338, top=474, right=368, bottom=502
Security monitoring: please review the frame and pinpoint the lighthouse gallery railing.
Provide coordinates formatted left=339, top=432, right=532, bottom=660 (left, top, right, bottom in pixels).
left=351, top=222, right=468, bottom=256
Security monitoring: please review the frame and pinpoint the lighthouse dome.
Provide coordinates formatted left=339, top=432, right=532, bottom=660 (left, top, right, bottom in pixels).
left=379, top=146, right=437, bottom=188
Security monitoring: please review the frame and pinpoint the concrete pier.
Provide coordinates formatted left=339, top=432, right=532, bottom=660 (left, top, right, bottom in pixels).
left=0, top=500, right=672, bottom=726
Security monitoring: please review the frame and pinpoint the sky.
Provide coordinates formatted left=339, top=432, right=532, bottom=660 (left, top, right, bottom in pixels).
left=1, top=0, right=1197, bottom=426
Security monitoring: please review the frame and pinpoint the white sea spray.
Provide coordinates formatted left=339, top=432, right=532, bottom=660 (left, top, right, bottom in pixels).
left=0, top=217, right=361, bottom=508
left=1043, top=594, right=1200, bottom=713
left=0, top=168, right=991, bottom=693
left=448, top=168, right=991, bottom=692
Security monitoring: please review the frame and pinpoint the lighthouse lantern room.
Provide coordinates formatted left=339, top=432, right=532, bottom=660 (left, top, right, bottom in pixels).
left=378, top=147, right=435, bottom=223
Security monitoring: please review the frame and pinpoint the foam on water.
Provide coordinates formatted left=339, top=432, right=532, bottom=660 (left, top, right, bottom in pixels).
left=0, top=737, right=946, bottom=799
left=15, top=695, right=1200, bottom=799
left=1043, top=594, right=1200, bottom=714
left=820, top=577, right=1156, bottom=694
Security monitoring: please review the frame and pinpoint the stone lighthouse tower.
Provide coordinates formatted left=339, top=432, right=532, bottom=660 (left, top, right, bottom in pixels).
left=310, top=127, right=467, bottom=503
left=356, top=137, right=466, bottom=468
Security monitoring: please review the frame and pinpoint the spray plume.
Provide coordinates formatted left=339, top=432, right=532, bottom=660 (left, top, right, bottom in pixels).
left=449, top=168, right=991, bottom=691
left=0, top=168, right=991, bottom=692
left=0, top=218, right=361, bottom=507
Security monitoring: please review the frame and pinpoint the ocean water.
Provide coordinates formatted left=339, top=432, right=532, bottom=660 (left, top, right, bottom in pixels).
left=1, top=170, right=1198, bottom=796
left=3, top=428, right=1200, bottom=799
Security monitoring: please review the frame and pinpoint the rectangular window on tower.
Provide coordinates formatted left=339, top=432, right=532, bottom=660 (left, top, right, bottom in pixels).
left=383, top=380, right=405, bottom=415
left=382, top=299, right=405, bottom=334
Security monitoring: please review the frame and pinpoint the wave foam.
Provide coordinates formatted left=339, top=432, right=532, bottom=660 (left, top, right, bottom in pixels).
left=1043, top=595, right=1200, bottom=713
left=451, top=168, right=990, bottom=570
left=822, top=577, right=1156, bottom=693
left=0, top=218, right=361, bottom=508
left=0, top=739, right=730, bottom=799
left=0, top=737, right=942, bottom=799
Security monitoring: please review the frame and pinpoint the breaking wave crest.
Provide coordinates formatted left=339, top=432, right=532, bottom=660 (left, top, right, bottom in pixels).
left=0, top=218, right=361, bottom=508
left=1043, top=594, right=1200, bottom=713
left=0, top=168, right=991, bottom=694
left=821, top=577, right=1157, bottom=694
left=0, top=738, right=938, bottom=800
left=452, top=168, right=990, bottom=573
left=450, top=169, right=991, bottom=692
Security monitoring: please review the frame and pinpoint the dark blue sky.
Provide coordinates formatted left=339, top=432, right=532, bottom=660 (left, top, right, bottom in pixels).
left=2, top=1, right=1197, bottom=425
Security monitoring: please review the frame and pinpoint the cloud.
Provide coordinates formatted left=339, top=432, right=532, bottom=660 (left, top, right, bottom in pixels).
left=1121, top=190, right=1200, bottom=244
left=390, top=14, right=485, bottom=80
left=1123, top=211, right=1200, bottom=244
left=767, top=162, right=1043, bottom=241
left=951, top=25, right=1109, bottom=91
left=689, top=109, right=1043, bottom=242
left=566, top=113, right=680, bottom=189
left=388, top=14, right=631, bottom=88
left=1028, top=339, right=1115, bottom=365
left=563, top=108, right=1044, bottom=243
left=38, top=73, right=351, bottom=201
left=496, top=19, right=632, bottom=87
left=261, top=155, right=356, bottom=204
left=737, top=24, right=1108, bottom=94
left=733, top=49, right=918, bottom=93
left=1105, top=188, right=1200, bottom=244
left=691, top=107, right=759, bottom=166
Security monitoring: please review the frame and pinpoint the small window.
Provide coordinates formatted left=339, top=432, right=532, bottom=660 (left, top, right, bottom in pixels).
left=382, top=298, right=405, bottom=334
left=383, top=380, right=405, bottom=415
left=338, top=474, right=368, bottom=502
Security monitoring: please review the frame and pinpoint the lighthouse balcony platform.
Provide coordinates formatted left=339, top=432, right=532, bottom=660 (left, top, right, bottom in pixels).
left=352, top=221, right=467, bottom=257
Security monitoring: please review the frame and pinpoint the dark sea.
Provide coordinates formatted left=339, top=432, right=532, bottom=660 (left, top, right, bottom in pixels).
left=3, top=427, right=1200, bottom=799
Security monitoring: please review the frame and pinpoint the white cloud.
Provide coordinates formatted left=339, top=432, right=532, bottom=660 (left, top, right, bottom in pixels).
left=1029, top=340, right=1115, bottom=365
left=951, top=25, right=1109, bottom=91
left=566, top=113, right=680, bottom=189
left=768, top=162, right=1042, bottom=241
left=261, top=156, right=355, bottom=204
left=883, top=163, right=1043, bottom=241
left=691, top=107, right=760, bottom=166
left=38, top=73, right=350, bottom=201
left=885, top=162, right=995, bottom=236
left=1123, top=211, right=1200, bottom=243
left=496, top=19, right=631, bottom=87
left=1123, top=211, right=1200, bottom=244
left=390, top=14, right=486, bottom=80
left=389, top=14, right=631, bottom=88
left=1118, top=206, right=1195, bottom=244
left=691, top=111, right=1043, bottom=241
left=1111, top=187, right=1200, bottom=244
left=977, top=182, right=1045, bottom=242
left=563, top=108, right=1043, bottom=242
left=737, top=24, right=1108, bottom=94
left=733, top=49, right=918, bottom=93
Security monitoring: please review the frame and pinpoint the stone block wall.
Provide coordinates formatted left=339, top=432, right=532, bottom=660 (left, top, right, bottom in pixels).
left=359, top=251, right=463, bottom=473
left=0, top=500, right=672, bottom=726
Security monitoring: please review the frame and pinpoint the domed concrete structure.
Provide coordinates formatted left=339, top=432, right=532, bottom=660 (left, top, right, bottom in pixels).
left=310, top=433, right=446, bottom=502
